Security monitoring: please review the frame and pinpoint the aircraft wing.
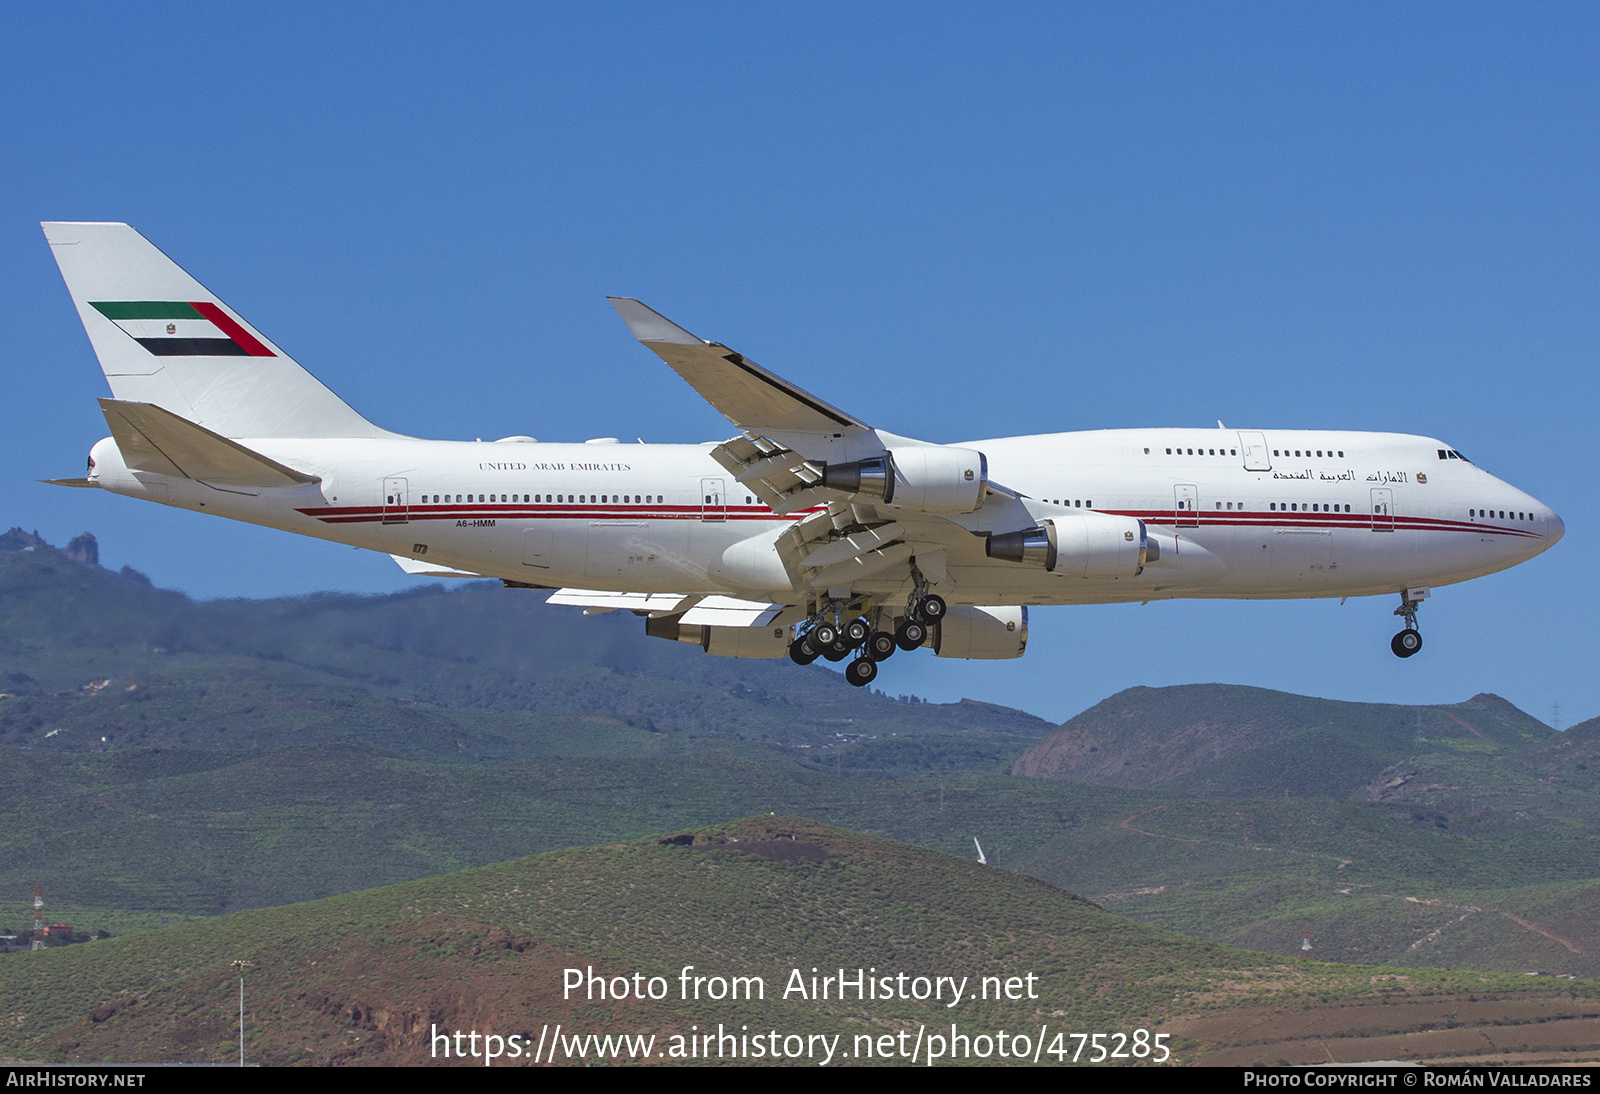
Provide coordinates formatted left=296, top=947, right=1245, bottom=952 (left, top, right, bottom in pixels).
left=608, top=298, right=869, bottom=435
left=610, top=298, right=884, bottom=516
left=609, top=298, right=1039, bottom=600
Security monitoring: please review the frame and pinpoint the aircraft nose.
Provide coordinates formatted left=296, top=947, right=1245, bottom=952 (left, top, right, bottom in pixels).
left=1546, top=508, right=1565, bottom=546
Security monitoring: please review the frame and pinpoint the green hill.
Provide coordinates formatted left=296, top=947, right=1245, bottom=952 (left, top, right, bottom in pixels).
left=6, top=818, right=1594, bottom=1067
left=6, top=527, right=1600, bottom=996
left=1012, top=684, right=1553, bottom=796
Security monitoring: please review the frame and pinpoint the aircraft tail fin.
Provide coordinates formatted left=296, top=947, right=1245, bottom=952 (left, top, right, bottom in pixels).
left=43, top=222, right=387, bottom=439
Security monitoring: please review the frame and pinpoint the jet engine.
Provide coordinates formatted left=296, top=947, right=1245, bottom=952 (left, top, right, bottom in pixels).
left=644, top=617, right=789, bottom=658
left=986, top=512, right=1151, bottom=579
left=822, top=447, right=987, bottom=514
left=933, top=605, right=1028, bottom=659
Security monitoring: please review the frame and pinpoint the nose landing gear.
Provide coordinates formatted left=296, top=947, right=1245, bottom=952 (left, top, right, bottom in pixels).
left=1390, top=588, right=1428, bottom=658
left=1390, top=629, right=1422, bottom=658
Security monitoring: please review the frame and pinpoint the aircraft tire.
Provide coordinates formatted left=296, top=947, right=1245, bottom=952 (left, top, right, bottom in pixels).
left=867, top=631, right=898, bottom=661
left=846, top=657, right=879, bottom=687
left=845, top=617, right=871, bottom=643
left=895, top=620, right=927, bottom=651
left=1391, top=629, right=1422, bottom=658
left=790, top=637, right=819, bottom=665
left=919, top=594, right=947, bottom=621
left=813, top=622, right=838, bottom=646
left=823, top=638, right=853, bottom=662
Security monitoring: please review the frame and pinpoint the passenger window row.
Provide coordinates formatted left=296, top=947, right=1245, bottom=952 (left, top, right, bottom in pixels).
left=412, top=494, right=665, bottom=504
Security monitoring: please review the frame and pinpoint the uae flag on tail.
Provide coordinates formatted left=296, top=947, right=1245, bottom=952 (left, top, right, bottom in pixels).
left=90, top=301, right=276, bottom=357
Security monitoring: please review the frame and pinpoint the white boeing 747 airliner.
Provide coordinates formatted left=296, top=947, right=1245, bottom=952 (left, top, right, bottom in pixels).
left=42, top=223, right=1563, bottom=687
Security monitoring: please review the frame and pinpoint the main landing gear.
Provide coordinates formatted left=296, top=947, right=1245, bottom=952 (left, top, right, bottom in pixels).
left=1390, top=589, right=1427, bottom=658
left=787, top=592, right=947, bottom=686
left=894, top=592, right=942, bottom=652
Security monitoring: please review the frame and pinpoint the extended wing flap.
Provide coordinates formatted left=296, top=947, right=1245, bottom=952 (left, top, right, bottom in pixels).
left=609, top=297, right=868, bottom=435
left=709, top=436, right=830, bottom=514
left=99, top=399, right=320, bottom=488
left=546, top=588, right=691, bottom=614
left=678, top=596, right=787, bottom=627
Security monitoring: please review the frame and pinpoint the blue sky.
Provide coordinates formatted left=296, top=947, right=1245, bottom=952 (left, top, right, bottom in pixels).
left=4, top=3, right=1596, bottom=724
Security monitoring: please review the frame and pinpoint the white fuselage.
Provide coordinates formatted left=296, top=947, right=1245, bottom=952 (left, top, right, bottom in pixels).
left=85, top=426, right=1561, bottom=608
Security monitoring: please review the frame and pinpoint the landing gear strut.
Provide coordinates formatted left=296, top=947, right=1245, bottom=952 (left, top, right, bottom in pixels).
left=793, top=588, right=938, bottom=686
left=1390, top=589, right=1426, bottom=658
left=793, top=598, right=897, bottom=686
left=906, top=563, right=947, bottom=625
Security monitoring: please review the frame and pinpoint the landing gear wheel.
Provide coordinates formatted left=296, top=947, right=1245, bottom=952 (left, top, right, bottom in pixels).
left=1391, top=629, right=1422, bottom=658
left=895, top=620, right=927, bottom=651
left=845, top=657, right=878, bottom=687
left=812, top=622, right=838, bottom=647
left=845, top=617, right=871, bottom=644
left=918, top=594, right=947, bottom=622
left=789, top=636, right=819, bottom=665
left=823, top=638, right=853, bottom=662
left=867, top=631, right=898, bottom=661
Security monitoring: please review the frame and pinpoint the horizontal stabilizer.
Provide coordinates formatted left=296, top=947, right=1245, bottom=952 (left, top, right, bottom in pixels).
left=678, top=595, right=786, bottom=627
left=608, top=297, right=868, bottom=435
left=391, top=554, right=486, bottom=578
left=99, top=399, right=320, bottom=488
left=41, top=478, right=98, bottom=488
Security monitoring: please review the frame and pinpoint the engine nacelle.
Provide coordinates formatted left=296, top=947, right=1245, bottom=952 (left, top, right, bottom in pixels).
left=934, top=605, right=1028, bottom=660
left=822, top=447, right=987, bottom=514
left=986, top=512, right=1149, bottom=579
left=644, top=616, right=789, bottom=658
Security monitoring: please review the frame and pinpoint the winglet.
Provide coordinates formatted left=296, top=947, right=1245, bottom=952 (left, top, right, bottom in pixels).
left=608, top=298, right=703, bottom=345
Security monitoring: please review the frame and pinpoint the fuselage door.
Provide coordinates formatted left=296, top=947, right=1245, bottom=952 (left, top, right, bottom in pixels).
left=1370, top=488, right=1394, bottom=531
left=522, top=524, right=552, bottom=568
left=700, top=477, right=726, bottom=522
left=382, top=477, right=409, bottom=525
left=1238, top=431, right=1271, bottom=471
left=1175, top=484, right=1199, bottom=528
